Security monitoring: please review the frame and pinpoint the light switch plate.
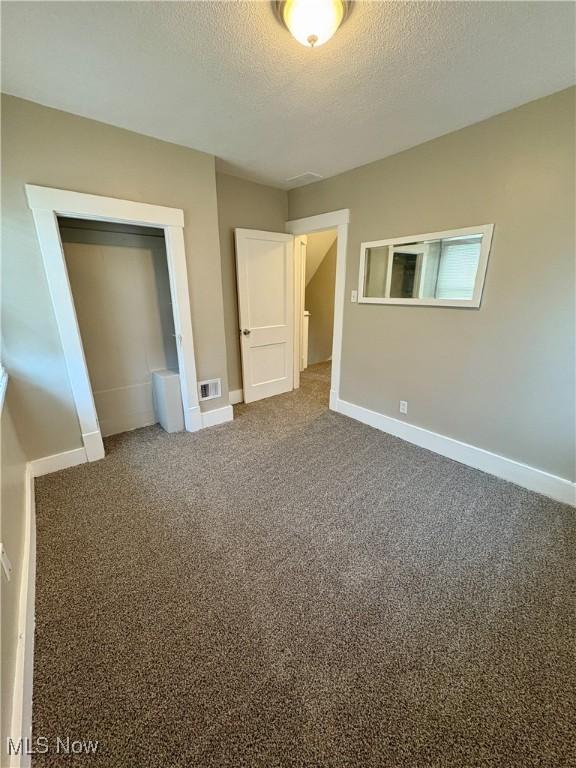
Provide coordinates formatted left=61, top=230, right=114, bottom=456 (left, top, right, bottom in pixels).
left=351, top=290, right=358, bottom=303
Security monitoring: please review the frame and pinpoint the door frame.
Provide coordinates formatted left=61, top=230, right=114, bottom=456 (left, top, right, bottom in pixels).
left=25, top=184, right=202, bottom=462
left=285, top=209, right=350, bottom=410
left=293, top=234, right=307, bottom=389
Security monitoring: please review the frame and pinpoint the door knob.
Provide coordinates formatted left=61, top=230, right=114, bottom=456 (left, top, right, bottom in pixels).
left=242, top=329, right=251, bottom=336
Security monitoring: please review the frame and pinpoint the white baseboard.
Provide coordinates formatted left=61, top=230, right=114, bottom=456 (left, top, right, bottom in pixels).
left=8, top=466, right=36, bottom=768
left=94, top=382, right=156, bottom=438
left=329, top=389, right=338, bottom=411
left=29, top=404, right=234, bottom=476
left=82, top=430, right=104, bottom=461
left=29, top=446, right=87, bottom=478
left=201, top=404, right=234, bottom=428
left=334, top=398, right=575, bottom=506
left=98, top=410, right=156, bottom=438
left=229, top=389, right=243, bottom=405
left=184, top=404, right=203, bottom=432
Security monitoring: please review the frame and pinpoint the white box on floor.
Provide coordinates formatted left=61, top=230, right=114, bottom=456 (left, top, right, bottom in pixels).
left=152, top=369, right=184, bottom=433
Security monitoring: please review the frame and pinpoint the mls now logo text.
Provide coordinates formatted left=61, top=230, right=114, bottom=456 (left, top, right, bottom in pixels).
left=8, top=736, right=99, bottom=755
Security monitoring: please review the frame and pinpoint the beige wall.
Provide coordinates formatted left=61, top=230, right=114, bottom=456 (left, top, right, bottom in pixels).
left=61, top=223, right=178, bottom=437
left=0, top=392, right=28, bottom=756
left=305, top=230, right=337, bottom=285
left=305, top=240, right=337, bottom=366
left=1, top=94, right=229, bottom=460
left=289, top=88, right=576, bottom=481
left=216, top=173, right=288, bottom=393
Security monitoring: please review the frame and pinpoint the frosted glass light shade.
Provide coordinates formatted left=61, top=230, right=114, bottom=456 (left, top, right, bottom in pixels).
left=281, top=0, right=346, bottom=48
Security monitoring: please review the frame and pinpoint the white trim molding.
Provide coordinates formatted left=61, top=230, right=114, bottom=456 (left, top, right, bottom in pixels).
left=25, top=184, right=205, bottom=464
left=286, top=209, right=350, bottom=232
left=293, top=234, right=307, bottom=390
left=8, top=467, right=36, bottom=768
left=29, top=447, right=88, bottom=478
left=335, top=398, right=575, bottom=506
left=25, top=185, right=183, bottom=228
left=229, top=389, right=244, bottom=405
left=201, top=405, right=234, bottom=428
left=286, top=209, right=350, bottom=411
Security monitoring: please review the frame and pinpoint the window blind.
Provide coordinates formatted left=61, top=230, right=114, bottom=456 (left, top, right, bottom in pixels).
left=435, top=238, right=482, bottom=300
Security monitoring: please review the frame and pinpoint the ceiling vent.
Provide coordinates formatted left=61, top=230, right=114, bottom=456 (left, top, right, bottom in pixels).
left=198, top=379, right=221, bottom=401
left=286, top=172, right=323, bottom=188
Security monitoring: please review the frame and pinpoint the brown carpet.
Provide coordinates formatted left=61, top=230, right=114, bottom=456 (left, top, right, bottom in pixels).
left=32, top=363, right=575, bottom=767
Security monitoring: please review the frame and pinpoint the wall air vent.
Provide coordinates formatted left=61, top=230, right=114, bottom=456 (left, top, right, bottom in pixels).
left=285, top=172, right=323, bottom=188
left=198, top=379, right=221, bottom=401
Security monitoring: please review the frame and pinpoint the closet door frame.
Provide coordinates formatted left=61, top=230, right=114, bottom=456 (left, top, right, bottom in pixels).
left=26, top=184, right=203, bottom=462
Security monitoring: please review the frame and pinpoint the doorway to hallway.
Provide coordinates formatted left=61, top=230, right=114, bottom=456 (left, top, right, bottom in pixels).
left=301, top=229, right=337, bottom=374
left=233, top=208, right=349, bottom=409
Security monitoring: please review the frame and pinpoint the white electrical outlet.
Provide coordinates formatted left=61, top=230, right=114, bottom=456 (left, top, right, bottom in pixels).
left=399, top=400, right=408, bottom=415
left=351, top=290, right=358, bottom=303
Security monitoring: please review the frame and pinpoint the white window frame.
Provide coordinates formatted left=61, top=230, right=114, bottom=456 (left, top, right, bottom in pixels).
left=25, top=184, right=203, bottom=463
left=358, top=224, right=494, bottom=308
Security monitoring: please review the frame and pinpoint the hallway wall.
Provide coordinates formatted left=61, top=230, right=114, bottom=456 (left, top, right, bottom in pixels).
left=305, top=240, right=337, bottom=366
left=305, top=231, right=337, bottom=285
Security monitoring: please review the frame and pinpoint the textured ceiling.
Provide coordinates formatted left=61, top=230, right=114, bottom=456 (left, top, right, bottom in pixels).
left=2, top=1, right=574, bottom=188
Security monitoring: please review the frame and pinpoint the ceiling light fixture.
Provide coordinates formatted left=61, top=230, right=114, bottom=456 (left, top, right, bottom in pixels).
left=275, top=0, right=351, bottom=48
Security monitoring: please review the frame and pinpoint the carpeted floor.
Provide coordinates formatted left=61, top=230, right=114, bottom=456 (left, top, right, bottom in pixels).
left=32, top=362, right=575, bottom=767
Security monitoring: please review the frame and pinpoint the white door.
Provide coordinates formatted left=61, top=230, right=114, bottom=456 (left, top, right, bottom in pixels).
left=235, top=228, right=294, bottom=403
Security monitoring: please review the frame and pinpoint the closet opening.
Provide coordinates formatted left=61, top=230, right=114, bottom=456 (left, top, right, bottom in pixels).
left=58, top=217, right=184, bottom=439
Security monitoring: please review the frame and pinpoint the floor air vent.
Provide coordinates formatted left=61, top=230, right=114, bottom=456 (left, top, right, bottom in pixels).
left=198, top=379, right=221, bottom=401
